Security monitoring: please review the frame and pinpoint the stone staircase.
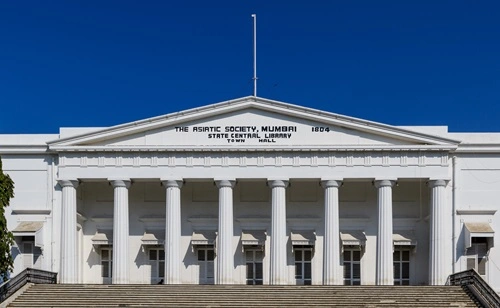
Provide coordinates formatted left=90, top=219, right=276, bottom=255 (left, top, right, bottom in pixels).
left=7, top=284, right=480, bottom=307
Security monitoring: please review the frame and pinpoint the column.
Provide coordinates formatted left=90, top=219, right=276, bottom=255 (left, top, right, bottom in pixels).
left=428, top=179, right=449, bottom=285
left=321, top=179, right=342, bottom=285
left=374, top=179, right=395, bottom=285
left=215, top=179, right=235, bottom=284
left=109, top=178, right=131, bottom=284
left=162, top=179, right=183, bottom=284
left=268, top=179, right=289, bottom=285
left=59, top=179, right=79, bottom=283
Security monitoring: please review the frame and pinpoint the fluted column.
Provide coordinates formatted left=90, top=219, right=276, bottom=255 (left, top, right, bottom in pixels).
left=374, top=179, right=395, bottom=285
left=268, top=179, right=289, bottom=285
left=109, top=179, right=131, bottom=284
left=321, top=179, right=342, bottom=285
left=162, top=179, right=183, bottom=284
left=59, top=179, right=79, bottom=283
left=428, top=179, right=449, bottom=285
left=215, top=179, right=235, bottom=284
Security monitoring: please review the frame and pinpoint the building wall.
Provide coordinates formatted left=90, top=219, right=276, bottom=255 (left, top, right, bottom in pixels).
left=2, top=154, right=55, bottom=276
left=454, top=154, right=500, bottom=289
left=4, top=150, right=499, bottom=289
left=0, top=102, right=499, bottom=291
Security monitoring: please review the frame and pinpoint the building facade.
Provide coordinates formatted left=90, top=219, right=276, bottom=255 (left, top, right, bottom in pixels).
left=0, top=96, right=497, bottom=290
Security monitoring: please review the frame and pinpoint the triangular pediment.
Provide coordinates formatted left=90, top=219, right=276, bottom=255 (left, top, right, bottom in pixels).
left=48, top=96, right=459, bottom=151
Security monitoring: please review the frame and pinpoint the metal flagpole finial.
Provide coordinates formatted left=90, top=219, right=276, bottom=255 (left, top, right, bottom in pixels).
left=252, top=14, right=257, bottom=97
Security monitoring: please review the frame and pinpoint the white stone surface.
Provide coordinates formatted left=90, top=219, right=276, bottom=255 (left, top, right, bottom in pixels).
left=1, top=96, right=500, bottom=291
left=268, top=179, right=289, bottom=285
left=215, top=179, right=235, bottom=284
left=428, top=179, right=449, bottom=285
left=110, top=179, right=131, bottom=284
left=59, top=180, right=78, bottom=283
left=162, top=179, right=183, bottom=284
left=321, top=179, right=342, bottom=285
left=375, top=180, right=395, bottom=285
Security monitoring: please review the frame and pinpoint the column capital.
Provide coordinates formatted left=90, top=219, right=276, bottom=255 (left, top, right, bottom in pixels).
left=374, top=179, right=396, bottom=188
left=108, top=178, right=131, bottom=188
left=267, top=179, right=289, bottom=188
left=321, top=179, right=342, bottom=189
left=58, top=179, right=79, bottom=188
left=428, top=179, right=448, bottom=188
left=161, top=179, right=183, bottom=189
left=214, top=179, right=236, bottom=189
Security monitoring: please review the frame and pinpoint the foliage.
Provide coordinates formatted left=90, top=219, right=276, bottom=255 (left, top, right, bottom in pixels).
left=0, top=157, right=15, bottom=280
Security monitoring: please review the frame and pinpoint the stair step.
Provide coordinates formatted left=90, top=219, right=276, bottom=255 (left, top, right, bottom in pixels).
left=7, top=284, right=479, bottom=307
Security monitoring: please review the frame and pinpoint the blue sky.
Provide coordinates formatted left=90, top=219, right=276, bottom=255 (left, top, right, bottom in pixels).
left=1, top=1, right=499, bottom=133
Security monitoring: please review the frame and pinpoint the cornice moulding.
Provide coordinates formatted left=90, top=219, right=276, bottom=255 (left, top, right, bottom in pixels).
left=11, top=209, right=51, bottom=215
left=49, top=145, right=457, bottom=152
left=456, top=210, right=497, bottom=215
left=0, top=145, right=50, bottom=154
left=454, top=145, right=500, bottom=153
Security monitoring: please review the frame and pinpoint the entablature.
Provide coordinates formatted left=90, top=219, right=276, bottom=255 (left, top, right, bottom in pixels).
left=57, top=150, right=451, bottom=169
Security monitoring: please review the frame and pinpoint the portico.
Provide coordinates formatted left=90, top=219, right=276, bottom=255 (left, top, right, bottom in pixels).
left=34, top=97, right=459, bottom=286
left=56, top=173, right=449, bottom=286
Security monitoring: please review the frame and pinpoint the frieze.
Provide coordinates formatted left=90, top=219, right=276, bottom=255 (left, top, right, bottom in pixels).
left=59, top=151, right=450, bottom=168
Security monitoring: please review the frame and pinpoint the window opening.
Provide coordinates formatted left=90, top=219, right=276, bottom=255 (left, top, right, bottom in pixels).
left=393, top=246, right=410, bottom=285
left=466, top=237, right=488, bottom=277
left=245, top=249, right=263, bottom=285
left=343, top=248, right=361, bottom=285
left=101, top=247, right=113, bottom=279
left=149, top=248, right=165, bottom=280
left=22, top=242, right=34, bottom=269
left=197, top=246, right=215, bottom=284
left=294, top=245, right=313, bottom=285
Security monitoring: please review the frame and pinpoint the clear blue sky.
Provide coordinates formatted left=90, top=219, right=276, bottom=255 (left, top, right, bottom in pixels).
left=1, top=1, right=499, bottom=133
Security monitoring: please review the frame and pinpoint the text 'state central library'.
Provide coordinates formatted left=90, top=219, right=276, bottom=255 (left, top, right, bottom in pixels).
left=1, top=96, right=499, bottom=290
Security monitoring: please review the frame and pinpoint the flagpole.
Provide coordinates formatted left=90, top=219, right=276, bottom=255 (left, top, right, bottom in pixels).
left=252, top=14, right=257, bottom=97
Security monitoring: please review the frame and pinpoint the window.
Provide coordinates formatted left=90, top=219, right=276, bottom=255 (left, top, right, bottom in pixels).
left=101, top=248, right=112, bottom=279
left=343, top=248, right=361, bottom=285
left=466, top=237, right=488, bottom=277
left=149, top=248, right=165, bottom=280
left=22, top=242, right=34, bottom=269
left=393, top=246, right=410, bottom=285
left=21, top=240, right=43, bottom=270
left=197, top=246, right=215, bottom=284
left=294, top=246, right=313, bottom=285
left=246, top=249, right=263, bottom=285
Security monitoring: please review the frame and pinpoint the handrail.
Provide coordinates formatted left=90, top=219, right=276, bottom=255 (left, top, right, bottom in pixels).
left=446, top=269, right=500, bottom=308
left=0, top=268, right=57, bottom=302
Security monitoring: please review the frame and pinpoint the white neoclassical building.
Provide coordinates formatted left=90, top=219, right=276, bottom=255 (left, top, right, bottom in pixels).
left=1, top=96, right=498, bottom=290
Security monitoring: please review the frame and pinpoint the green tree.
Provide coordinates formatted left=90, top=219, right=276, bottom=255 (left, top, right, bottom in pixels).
left=0, top=157, right=14, bottom=280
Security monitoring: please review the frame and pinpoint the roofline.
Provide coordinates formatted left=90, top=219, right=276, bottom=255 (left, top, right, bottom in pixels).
left=454, top=143, right=500, bottom=153
left=0, top=145, right=50, bottom=154
left=50, top=144, right=457, bottom=152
